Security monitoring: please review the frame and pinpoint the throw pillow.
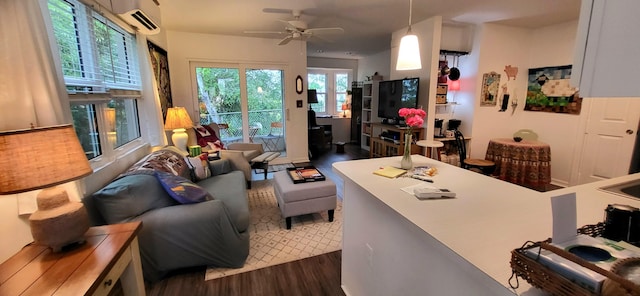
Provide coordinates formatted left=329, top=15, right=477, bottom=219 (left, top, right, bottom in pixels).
left=155, top=171, right=213, bottom=204
left=194, top=125, right=225, bottom=150
left=123, top=148, right=191, bottom=180
left=186, top=153, right=211, bottom=181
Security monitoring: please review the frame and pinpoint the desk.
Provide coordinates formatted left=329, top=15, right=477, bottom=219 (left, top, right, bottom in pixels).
left=316, top=116, right=351, bottom=143
left=0, top=222, right=145, bottom=296
left=485, top=138, right=551, bottom=190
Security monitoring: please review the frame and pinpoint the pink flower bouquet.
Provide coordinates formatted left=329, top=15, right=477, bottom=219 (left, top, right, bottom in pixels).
left=398, top=108, right=426, bottom=134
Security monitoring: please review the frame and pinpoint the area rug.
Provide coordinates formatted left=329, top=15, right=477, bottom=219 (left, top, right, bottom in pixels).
left=204, top=179, right=342, bottom=281
left=253, top=162, right=295, bottom=174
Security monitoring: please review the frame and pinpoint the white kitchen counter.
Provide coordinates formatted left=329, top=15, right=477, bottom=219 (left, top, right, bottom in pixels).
left=333, top=155, right=640, bottom=296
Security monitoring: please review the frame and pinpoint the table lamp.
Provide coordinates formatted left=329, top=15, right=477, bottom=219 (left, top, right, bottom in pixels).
left=0, top=124, right=93, bottom=252
left=307, top=89, right=318, bottom=110
left=165, top=106, right=193, bottom=151
left=341, top=103, right=349, bottom=117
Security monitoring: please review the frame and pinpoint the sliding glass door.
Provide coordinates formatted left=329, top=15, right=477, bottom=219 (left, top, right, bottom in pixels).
left=192, top=63, right=286, bottom=153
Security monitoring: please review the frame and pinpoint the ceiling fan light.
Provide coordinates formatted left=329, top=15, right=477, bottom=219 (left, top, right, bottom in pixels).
left=396, top=33, right=421, bottom=70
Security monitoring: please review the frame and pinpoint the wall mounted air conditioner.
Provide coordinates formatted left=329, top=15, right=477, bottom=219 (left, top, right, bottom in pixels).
left=111, top=0, right=161, bottom=35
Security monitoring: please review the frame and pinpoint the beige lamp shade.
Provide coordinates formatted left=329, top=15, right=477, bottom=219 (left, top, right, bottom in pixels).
left=164, top=107, right=193, bottom=130
left=0, top=124, right=93, bottom=251
left=0, top=124, right=93, bottom=195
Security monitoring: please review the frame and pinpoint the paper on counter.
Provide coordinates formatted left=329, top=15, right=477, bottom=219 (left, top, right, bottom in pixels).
left=551, top=192, right=577, bottom=244
left=401, top=183, right=437, bottom=196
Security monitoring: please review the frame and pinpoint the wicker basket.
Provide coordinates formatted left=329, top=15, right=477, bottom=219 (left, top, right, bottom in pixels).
left=510, top=223, right=640, bottom=296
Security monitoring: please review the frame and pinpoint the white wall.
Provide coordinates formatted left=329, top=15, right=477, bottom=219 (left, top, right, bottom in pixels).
left=166, top=31, right=310, bottom=164
left=307, top=57, right=358, bottom=78
left=357, top=50, right=391, bottom=82
left=469, top=21, right=579, bottom=186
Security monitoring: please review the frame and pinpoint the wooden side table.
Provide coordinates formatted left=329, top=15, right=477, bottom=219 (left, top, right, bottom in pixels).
left=0, top=221, right=145, bottom=296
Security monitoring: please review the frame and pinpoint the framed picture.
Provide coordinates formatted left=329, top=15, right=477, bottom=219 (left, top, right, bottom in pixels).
left=525, top=65, right=582, bottom=114
left=148, top=41, right=173, bottom=120
left=480, top=72, right=500, bottom=106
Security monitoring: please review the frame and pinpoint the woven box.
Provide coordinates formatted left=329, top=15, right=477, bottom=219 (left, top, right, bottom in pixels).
left=510, top=223, right=640, bottom=296
left=436, top=84, right=448, bottom=95
left=436, top=95, right=447, bottom=104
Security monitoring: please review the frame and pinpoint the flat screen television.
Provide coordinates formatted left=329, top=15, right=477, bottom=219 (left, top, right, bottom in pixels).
left=377, top=77, right=420, bottom=123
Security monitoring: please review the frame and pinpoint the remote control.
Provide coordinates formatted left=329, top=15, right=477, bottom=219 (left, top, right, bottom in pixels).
left=413, top=188, right=456, bottom=199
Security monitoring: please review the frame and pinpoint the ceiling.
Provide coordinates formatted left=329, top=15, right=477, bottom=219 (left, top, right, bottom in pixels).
left=159, top=0, right=581, bottom=59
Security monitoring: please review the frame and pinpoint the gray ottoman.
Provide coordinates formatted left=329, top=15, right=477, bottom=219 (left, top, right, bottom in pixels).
left=273, top=170, right=337, bottom=229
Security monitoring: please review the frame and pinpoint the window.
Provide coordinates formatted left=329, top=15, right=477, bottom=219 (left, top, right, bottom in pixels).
left=48, top=0, right=141, bottom=162
left=335, top=73, right=349, bottom=113
left=307, top=69, right=352, bottom=115
left=307, top=73, right=327, bottom=113
left=192, top=63, right=287, bottom=153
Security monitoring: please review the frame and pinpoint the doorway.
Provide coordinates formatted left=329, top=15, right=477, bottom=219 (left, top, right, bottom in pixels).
left=575, top=98, right=640, bottom=184
left=191, top=62, right=286, bottom=154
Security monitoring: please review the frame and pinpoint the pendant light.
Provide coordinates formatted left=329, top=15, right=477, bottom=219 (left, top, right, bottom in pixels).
left=396, top=0, right=421, bottom=70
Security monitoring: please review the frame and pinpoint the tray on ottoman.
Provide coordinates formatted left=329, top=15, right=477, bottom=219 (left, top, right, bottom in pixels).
left=287, top=165, right=326, bottom=183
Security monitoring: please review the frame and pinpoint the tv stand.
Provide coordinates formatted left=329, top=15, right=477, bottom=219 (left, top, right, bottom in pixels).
left=369, top=122, right=424, bottom=158
left=381, top=118, right=394, bottom=125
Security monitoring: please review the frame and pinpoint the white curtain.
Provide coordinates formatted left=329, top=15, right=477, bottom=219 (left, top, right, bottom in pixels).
left=0, top=0, right=70, bottom=130
left=0, top=0, right=76, bottom=215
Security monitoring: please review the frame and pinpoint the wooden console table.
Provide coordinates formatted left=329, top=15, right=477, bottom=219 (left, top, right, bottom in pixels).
left=0, top=222, right=145, bottom=296
left=369, top=122, right=424, bottom=158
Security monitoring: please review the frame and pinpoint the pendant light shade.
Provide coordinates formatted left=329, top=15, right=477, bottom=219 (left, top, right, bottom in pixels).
left=396, top=0, right=421, bottom=71
left=396, top=33, right=422, bottom=70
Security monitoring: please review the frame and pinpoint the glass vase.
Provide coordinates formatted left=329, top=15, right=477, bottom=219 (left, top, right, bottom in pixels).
left=401, top=133, right=413, bottom=169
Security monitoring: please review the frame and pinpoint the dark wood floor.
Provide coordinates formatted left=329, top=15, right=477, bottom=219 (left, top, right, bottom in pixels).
left=141, top=143, right=368, bottom=296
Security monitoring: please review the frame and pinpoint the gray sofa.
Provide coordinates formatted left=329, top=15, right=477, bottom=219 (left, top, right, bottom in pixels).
left=83, top=147, right=250, bottom=282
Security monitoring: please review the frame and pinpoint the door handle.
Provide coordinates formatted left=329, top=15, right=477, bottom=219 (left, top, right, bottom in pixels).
left=627, top=129, right=634, bottom=135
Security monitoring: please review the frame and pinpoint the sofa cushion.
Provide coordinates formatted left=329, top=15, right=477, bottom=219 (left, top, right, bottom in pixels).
left=92, top=174, right=177, bottom=224
left=155, top=171, right=213, bottom=204
left=197, top=171, right=249, bottom=232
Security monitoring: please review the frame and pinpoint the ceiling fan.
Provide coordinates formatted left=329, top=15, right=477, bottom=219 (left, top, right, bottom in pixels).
left=244, top=9, right=344, bottom=45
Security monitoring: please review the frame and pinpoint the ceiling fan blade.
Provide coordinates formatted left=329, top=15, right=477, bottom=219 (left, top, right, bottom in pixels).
left=278, top=35, right=294, bottom=45
left=244, top=30, right=286, bottom=35
left=263, top=8, right=293, bottom=14
left=305, top=27, right=344, bottom=35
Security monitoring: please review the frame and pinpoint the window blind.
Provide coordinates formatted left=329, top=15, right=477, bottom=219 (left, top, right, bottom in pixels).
left=48, top=0, right=141, bottom=94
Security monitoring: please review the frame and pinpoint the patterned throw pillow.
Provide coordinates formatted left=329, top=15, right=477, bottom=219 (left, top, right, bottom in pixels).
left=194, top=125, right=225, bottom=150
left=123, top=148, right=190, bottom=179
left=155, top=171, right=213, bottom=204
left=186, top=153, right=211, bottom=181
